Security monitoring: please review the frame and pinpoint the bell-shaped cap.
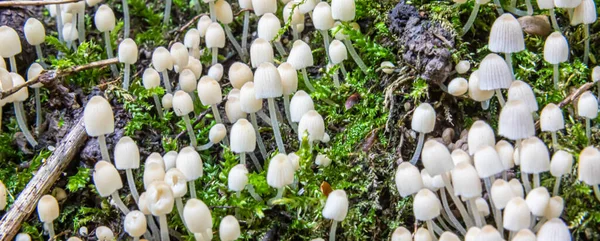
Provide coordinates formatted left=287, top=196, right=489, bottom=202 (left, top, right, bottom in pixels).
left=93, top=161, right=123, bottom=197
left=250, top=38, right=274, bottom=68
left=229, top=62, right=253, bottom=89
left=537, top=218, right=571, bottom=240
left=503, top=197, right=531, bottom=231
left=170, top=42, right=189, bottom=68
left=9, top=73, right=27, bottom=103
left=118, top=38, right=138, bottom=64
left=507, top=80, right=538, bottom=112
left=465, top=227, right=481, bottom=241
left=146, top=152, right=165, bottom=169
left=163, top=151, right=178, bottom=171
left=422, top=140, right=454, bottom=176
left=172, top=90, right=194, bottom=116
left=239, top=0, right=253, bottom=9
left=491, top=179, right=517, bottom=209
left=94, top=5, right=116, bottom=32
left=414, top=228, right=432, bottom=241
left=331, top=0, right=355, bottom=21
left=313, top=2, right=334, bottom=30
left=208, top=63, right=224, bottom=81
left=37, top=194, right=59, bottom=223
left=391, top=227, right=411, bottom=241
left=215, top=0, right=233, bottom=24
left=512, top=229, right=536, bottom=241
left=228, top=164, right=249, bottom=192
left=550, top=150, right=573, bottom=177
left=62, top=23, right=78, bottom=42
left=474, top=145, right=504, bottom=178
left=283, top=1, right=305, bottom=26
left=219, top=215, right=241, bottom=241
left=395, top=162, right=424, bottom=197
left=448, top=77, right=468, bottom=96
left=322, top=189, right=349, bottom=221
left=84, top=96, right=115, bottom=137
left=26, top=63, right=44, bottom=89
left=124, top=211, right=147, bottom=238
left=293, top=0, right=318, bottom=13
left=592, top=66, right=600, bottom=82
left=439, top=232, right=460, bottom=241
left=290, top=90, right=314, bottom=122
left=267, top=153, right=295, bottom=188
left=577, top=91, right=598, bottom=119
left=468, top=70, right=494, bottom=101
left=142, top=68, right=161, bottom=89
left=184, top=29, right=200, bottom=49
left=543, top=32, right=569, bottom=64
left=525, top=187, right=550, bottom=216
left=278, top=62, right=298, bottom=96
left=251, top=0, right=276, bottom=16
left=509, top=178, right=525, bottom=198
left=489, top=13, right=525, bottom=53
left=540, top=103, right=564, bottom=132
left=519, top=137, right=550, bottom=174
left=230, top=118, right=257, bottom=153
left=257, top=13, right=281, bottom=41
left=209, top=124, right=227, bottom=143
left=288, top=153, right=301, bottom=170
left=254, top=62, right=283, bottom=98
left=240, top=82, right=263, bottom=113
left=114, top=136, right=140, bottom=170
left=24, top=18, right=46, bottom=45
left=226, top=93, right=246, bottom=123
left=455, top=60, right=470, bottom=74
left=164, top=168, right=188, bottom=198
left=571, top=0, right=597, bottom=25
left=498, top=100, right=535, bottom=140
left=578, top=146, right=600, bottom=185
left=95, top=226, right=114, bottom=241
left=452, top=162, right=482, bottom=199
left=205, top=23, right=226, bottom=48
left=298, top=110, right=325, bottom=142
left=545, top=196, right=564, bottom=219
left=0, top=26, right=21, bottom=58
left=495, top=140, right=515, bottom=170
left=143, top=162, right=165, bottom=189
left=329, top=40, right=348, bottom=65
left=413, top=189, right=441, bottom=221
left=197, top=15, right=212, bottom=36
left=475, top=225, right=503, bottom=241
left=162, top=93, right=173, bottom=109
left=152, top=47, right=174, bottom=71
left=468, top=120, right=495, bottom=155
left=176, top=146, right=204, bottom=181
left=146, top=181, right=174, bottom=215
left=15, top=233, right=31, bottom=241
left=197, top=76, right=223, bottom=106
left=451, top=149, right=472, bottom=165
left=411, top=103, right=436, bottom=133
left=475, top=197, right=490, bottom=216
left=179, top=69, right=197, bottom=93
left=287, top=40, right=314, bottom=70
left=184, top=198, right=213, bottom=233
left=478, top=53, right=513, bottom=90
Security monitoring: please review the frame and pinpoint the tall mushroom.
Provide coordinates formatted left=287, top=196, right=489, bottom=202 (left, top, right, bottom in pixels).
left=287, top=40, right=315, bottom=92
left=215, top=0, right=246, bottom=59
left=114, top=136, right=141, bottom=203
left=576, top=91, right=597, bottom=143
left=267, top=153, right=294, bottom=201
left=413, top=189, right=441, bottom=240
left=118, top=38, right=138, bottom=90
left=571, top=0, right=597, bottom=65
left=0, top=26, right=21, bottom=73
left=488, top=13, right=525, bottom=78
left=94, top=5, right=119, bottom=76
left=175, top=146, right=203, bottom=199
left=219, top=215, right=241, bottom=241
left=124, top=211, right=147, bottom=241
left=331, top=0, right=367, bottom=73
left=323, top=189, right=349, bottom=241
left=549, top=150, right=572, bottom=196
left=37, top=195, right=59, bottom=240
left=93, top=161, right=130, bottom=214
left=540, top=103, right=564, bottom=149
left=578, top=146, right=600, bottom=202
left=254, top=62, right=286, bottom=153
left=478, top=53, right=513, bottom=107
left=26, top=63, right=45, bottom=135
left=152, top=47, right=174, bottom=93
left=10, top=73, right=38, bottom=147
left=409, top=102, right=435, bottom=165
left=543, top=32, right=569, bottom=89
left=24, top=18, right=47, bottom=67
left=257, top=13, right=286, bottom=57
left=164, top=168, right=188, bottom=222
left=173, top=90, right=197, bottom=147
left=146, top=181, right=174, bottom=241
left=183, top=198, right=213, bottom=240
left=143, top=68, right=164, bottom=118
left=240, top=82, right=268, bottom=159
left=84, top=96, right=114, bottom=161
left=205, top=22, right=226, bottom=65
left=231, top=118, right=262, bottom=170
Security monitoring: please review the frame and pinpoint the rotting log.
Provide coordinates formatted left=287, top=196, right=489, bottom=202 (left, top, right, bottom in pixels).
left=0, top=116, right=87, bottom=241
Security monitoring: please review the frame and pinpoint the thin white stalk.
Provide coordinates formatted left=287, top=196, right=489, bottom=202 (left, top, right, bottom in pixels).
left=224, top=25, right=245, bottom=59
left=176, top=197, right=185, bottom=224
left=282, top=95, right=297, bottom=132
left=209, top=0, right=216, bottom=22
left=553, top=64, right=559, bottom=89
left=409, top=132, right=425, bottom=165
left=274, top=41, right=287, bottom=58
left=532, top=217, right=547, bottom=232
left=163, top=0, right=172, bottom=25
left=268, top=98, right=286, bottom=154
left=319, top=30, right=331, bottom=63
left=329, top=220, right=338, bottom=241
left=111, top=191, right=130, bottom=214
left=301, top=68, right=315, bottom=92
left=123, top=0, right=130, bottom=38
left=250, top=112, right=268, bottom=159
left=211, top=104, right=229, bottom=145
left=182, top=114, right=197, bottom=147
left=126, top=169, right=140, bottom=203
left=586, top=118, right=591, bottom=144
left=56, top=4, right=64, bottom=42
left=430, top=220, right=444, bottom=236
left=484, top=177, right=503, bottom=233
left=133, top=237, right=140, bottom=241
left=426, top=220, right=438, bottom=241
left=495, top=89, right=506, bottom=107
left=552, top=176, right=562, bottom=196
left=593, top=185, right=600, bottom=202
left=123, top=64, right=131, bottom=90
left=435, top=216, right=452, bottom=233
left=152, top=94, right=164, bottom=119
left=340, top=63, right=348, bottom=77
left=257, top=110, right=272, bottom=125
left=549, top=9, right=560, bottom=31
left=34, top=88, right=42, bottom=135
left=442, top=174, right=475, bottom=228
left=103, top=31, right=119, bottom=77
left=159, top=215, right=169, bottom=241
left=469, top=198, right=483, bottom=227
left=196, top=142, right=214, bottom=151
left=492, top=0, right=504, bottom=15
left=522, top=172, right=532, bottom=194
left=505, top=53, right=514, bottom=78
left=147, top=215, right=160, bottom=239
left=189, top=181, right=197, bottom=198
left=15, top=102, right=37, bottom=147
left=551, top=131, right=558, bottom=150
left=212, top=47, right=218, bottom=65
left=584, top=24, right=590, bottom=64
left=9, top=56, right=17, bottom=73
left=46, top=222, right=55, bottom=241
left=533, top=173, right=540, bottom=188
left=35, top=45, right=47, bottom=68
left=440, top=188, right=467, bottom=235
left=98, top=135, right=111, bottom=162
left=249, top=153, right=262, bottom=171
left=342, top=38, right=368, bottom=74
left=77, top=12, right=85, bottom=42
left=246, top=184, right=263, bottom=201
left=242, top=11, right=250, bottom=50
left=525, top=0, right=533, bottom=15
left=240, top=152, right=246, bottom=164
left=461, top=3, right=480, bottom=36
left=481, top=100, right=490, bottom=110
left=161, top=70, right=172, bottom=93
left=333, top=67, right=340, bottom=87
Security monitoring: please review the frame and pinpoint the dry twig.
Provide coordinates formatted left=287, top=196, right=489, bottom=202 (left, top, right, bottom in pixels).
left=0, top=0, right=80, bottom=7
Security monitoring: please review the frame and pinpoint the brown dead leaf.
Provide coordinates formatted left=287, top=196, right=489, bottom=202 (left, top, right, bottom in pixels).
left=320, top=181, right=332, bottom=196
left=345, top=93, right=360, bottom=110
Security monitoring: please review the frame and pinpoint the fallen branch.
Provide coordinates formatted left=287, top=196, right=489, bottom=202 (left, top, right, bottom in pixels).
left=0, top=58, right=119, bottom=100
left=0, top=0, right=80, bottom=7
left=557, top=82, right=594, bottom=108
left=0, top=116, right=88, bottom=241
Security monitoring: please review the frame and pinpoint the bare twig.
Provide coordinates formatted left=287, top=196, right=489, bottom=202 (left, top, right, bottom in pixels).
left=557, top=82, right=594, bottom=108
left=0, top=0, right=80, bottom=7
left=0, top=58, right=119, bottom=100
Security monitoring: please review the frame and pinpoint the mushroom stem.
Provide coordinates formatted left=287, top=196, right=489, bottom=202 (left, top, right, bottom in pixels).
left=461, top=3, right=480, bottom=36
left=45, top=222, right=55, bottom=240
left=9, top=56, right=17, bottom=73
left=342, top=38, right=368, bottom=74
left=56, top=4, right=64, bottom=41
left=282, top=94, right=297, bottom=132
left=125, top=169, right=140, bottom=203
left=275, top=186, right=284, bottom=199
left=175, top=197, right=185, bottom=224
left=502, top=170, right=508, bottom=180
left=586, top=118, right=591, bottom=144
left=409, top=132, right=425, bottom=165
left=440, top=188, right=467, bottom=235
left=158, top=215, right=169, bottom=241
left=209, top=0, right=216, bottom=22
left=163, top=0, right=172, bottom=25
left=484, top=176, right=503, bottom=233
left=257, top=110, right=272, bottom=126
left=103, top=31, right=119, bottom=77
left=533, top=173, right=540, bottom=188
left=505, top=1, right=527, bottom=16
left=34, top=88, right=42, bottom=135
left=15, top=102, right=37, bottom=147
left=123, top=63, right=131, bottom=90
left=525, top=0, right=533, bottom=15
left=552, top=176, right=562, bottom=196
left=521, top=173, right=532, bottom=193
left=532, top=217, right=547, bottom=232
left=549, top=9, right=560, bottom=31
left=332, top=67, right=341, bottom=87
left=111, top=191, right=130, bottom=214
left=250, top=112, right=268, bottom=160
left=340, top=63, right=347, bottom=77
left=504, top=53, right=514, bottom=78
left=301, top=68, right=316, bottom=92
left=182, top=114, right=197, bottom=147
left=319, top=30, right=331, bottom=63
left=240, top=152, right=246, bottom=164
left=268, top=98, right=286, bottom=154
left=77, top=12, right=85, bottom=42
left=274, top=41, right=287, bottom=58
left=436, top=216, right=452, bottom=233
left=35, top=45, right=47, bottom=68
left=425, top=220, right=438, bottom=241
left=469, top=198, right=483, bottom=227
left=211, top=104, right=229, bottom=145
left=442, top=173, right=475, bottom=228
left=161, top=71, right=172, bottom=93
left=97, top=135, right=111, bottom=162
left=242, top=11, right=250, bottom=51
left=593, top=185, right=600, bottom=202
left=147, top=215, right=160, bottom=239
left=553, top=64, right=559, bottom=89
left=292, top=25, right=299, bottom=41
left=481, top=100, right=490, bottom=110
left=492, top=0, right=504, bottom=14
left=246, top=184, right=263, bottom=201
left=152, top=94, right=164, bottom=119
left=249, top=152, right=263, bottom=171
left=495, top=89, right=506, bottom=107
left=122, top=0, right=130, bottom=38
left=224, top=25, right=246, bottom=60
left=133, top=237, right=139, bottom=241
left=329, top=220, right=338, bottom=241
left=211, top=47, right=218, bottom=65
left=189, top=181, right=197, bottom=198
left=196, top=142, right=214, bottom=151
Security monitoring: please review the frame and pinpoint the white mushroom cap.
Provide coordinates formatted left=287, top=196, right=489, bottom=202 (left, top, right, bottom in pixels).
left=537, top=218, right=571, bottom=241
left=239, top=0, right=253, bottom=9
left=230, top=118, right=256, bottom=153
left=288, top=153, right=300, bottom=171
left=411, top=103, right=436, bottom=133
left=124, top=211, right=147, bottom=238
left=491, top=179, right=517, bottom=209
left=183, top=198, right=213, bottom=233
left=474, top=146, right=504, bottom=178
left=451, top=162, right=482, bottom=199
left=329, top=40, right=348, bottom=65
left=176, top=146, right=203, bottom=181
left=298, top=110, right=325, bottom=143
left=503, top=197, right=531, bottom=231
left=414, top=228, right=432, bottom=241
left=142, top=68, right=161, bottom=89
left=278, top=62, right=299, bottom=96
left=550, top=150, right=573, bottom=177
left=283, top=2, right=305, bottom=26
left=395, top=162, right=424, bottom=197
left=229, top=62, right=253, bottom=89
left=254, top=62, right=283, bottom=98
left=146, top=181, right=174, bottom=215
left=475, top=225, right=503, bottom=241
left=197, top=76, right=223, bottom=106
left=578, top=146, right=600, bottom=185
left=331, top=0, right=355, bottom=21
left=62, top=23, right=78, bottom=42
left=163, top=151, right=178, bottom=171
left=228, top=164, right=249, bottom=192
left=422, top=140, right=454, bottom=176
left=172, top=90, right=194, bottom=116
left=84, top=96, right=115, bottom=137
left=118, top=38, right=139, bottom=64
left=488, top=13, right=525, bottom=53
left=197, top=16, right=212, bottom=37
left=287, top=40, right=314, bottom=70
left=322, top=189, right=349, bottom=221
left=267, top=154, right=295, bottom=188
left=571, top=0, right=597, bottom=25
left=448, top=77, right=468, bottom=96
left=498, top=100, right=535, bottom=140
left=251, top=0, right=276, bottom=16
left=24, top=18, right=46, bottom=45
left=240, top=82, right=263, bottom=114
left=540, top=103, right=564, bottom=132
left=313, top=2, right=334, bottom=30
left=114, top=136, right=140, bottom=170
left=152, top=47, right=174, bottom=71
left=215, top=0, right=233, bottom=24
left=205, top=23, right=226, bottom=48
left=468, top=70, right=494, bottom=101
left=512, top=229, right=536, bottom=241
left=145, top=152, right=165, bottom=169
left=257, top=13, right=281, bottom=41
left=93, top=161, right=123, bottom=197
left=226, top=90, right=246, bottom=123
left=170, top=42, right=189, bottom=68
left=164, top=168, right=188, bottom=198
left=219, top=215, right=241, bottom=241
left=162, top=93, right=173, bottom=109
left=592, top=66, right=600, bottom=82
left=475, top=197, right=490, bottom=216
left=15, top=233, right=31, bottom=241
left=0, top=181, right=6, bottom=210
left=250, top=38, right=274, bottom=68
left=555, top=0, right=581, bottom=8
left=577, top=91, right=598, bottom=119
left=507, top=80, right=538, bottom=112
left=451, top=149, right=472, bottom=165
left=137, top=192, right=151, bottom=215
left=525, top=187, right=550, bottom=216
left=315, top=154, right=332, bottom=167
left=455, top=60, right=470, bottom=74
left=420, top=169, right=437, bottom=191
left=465, top=227, right=481, bottom=241
left=95, top=226, right=114, bottom=241
left=495, top=140, right=515, bottom=170
left=290, top=91, right=314, bottom=122
left=519, top=136, right=550, bottom=174
left=439, top=232, right=460, bottom=241
left=478, top=53, right=513, bottom=90
left=143, top=162, right=166, bottom=189
left=184, top=29, right=200, bottom=49
left=391, top=227, right=411, bottom=241
left=509, top=178, right=525, bottom=198
left=467, top=120, right=496, bottom=155
left=26, top=63, right=44, bottom=88
left=413, top=189, right=441, bottom=221
left=208, top=63, right=224, bottom=81
left=9, top=73, right=28, bottom=102
left=543, top=32, right=569, bottom=64
left=209, top=123, right=227, bottom=143
left=179, top=69, right=197, bottom=93
left=37, top=195, right=59, bottom=223
left=94, top=5, right=116, bottom=32
left=0, top=26, right=21, bottom=57
left=0, top=68, right=12, bottom=105
left=545, top=196, right=564, bottom=219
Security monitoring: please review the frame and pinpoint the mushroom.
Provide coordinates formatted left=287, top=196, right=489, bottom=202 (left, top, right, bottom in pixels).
left=9, top=73, right=38, bottom=147
left=322, top=189, right=349, bottom=241
left=83, top=96, right=115, bottom=161
left=287, top=40, right=315, bottom=92
left=488, top=14, right=525, bottom=78
left=503, top=197, right=531, bottom=237
left=254, top=62, right=286, bottom=153
left=467, top=120, right=495, bottom=155
left=137, top=192, right=160, bottom=238
left=475, top=197, right=490, bottom=218
left=251, top=0, right=276, bottom=16
left=229, top=62, right=253, bottom=89
left=175, top=146, right=203, bottom=199
left=92, top=161, right=130, bottom=214
left=409, top=102, right=435, bottom=165
left=447, top=77, right=468, bottom=96
left=451, top=162, right=483, bottom=227
left=473, top=146, right=504, bottom=231
left=391, top=227, right=412, bottom=241
left=162, top=93, right=173, bottom=109
left=184, top=29, right=201, bottom=58
left=239, top=82, right=268, bottom=159
left=313, top=2, right=335, bottom=65
left=495, top=140, right=515, bottom=179
left=214, top=0, right=246, bottom=59
left=571, top=0, right=596, bottom=64
left=537, top=218, right=571, bottom=240
left=0, top=26, right=22, bottom=72
left=578, top=146, right=600, bottom=202
left=331, top=0, right=367, bottom=74
left=413, top=189, right=441, bottom=240
left=183, top=198, right=213, bottom=240
left=276, top=62, right=300, bottom=127
left=298, top=110, right=325, bottom=150
left=267, top=153, right=294, bottom=201
left=455, top=60, right=470, bottom=74
left=394, top=162, right=424, bottom=198
left=26, top=63, right=44, bottom=135
left=549, top=150, right=573, bottom=196
left=219, top=215, right=241, bottom=241
left=179, top=69, right=198, bottom=115
left=118, top=38, right=138, bottom=90
left=146, top=181, right=174, bottom=241
left=94, top=5, right=119, bottom=76
left=491, top=179, right=518, bottom=221
left=62, top=22, right=78, bottom=50
left=283, top=1, right=305, bottom=41
left=197, top=123, right=226, bottom=151
left=230, top=118, right=262, bottom=170
left=152, top=47, right=174, bottom=93
left=143, top=68, right=165, bottom=118
left=229, top=164, right=263, bottom=201
left=24, top=18, right=47, bottom=67
left=37, top=195, right=59, bottom=240
left=543, top=32, right=569, bottom=89
left=124, top=211, right=147, bottom=241
left=15, top=233, right=31, bottom=241
left=511, top=228, right=536, bottom=241
left=474, top=225, right=503, bottom=241
left=576, top=91, right=597, bottom=143
left=478, top=53, right=513, bottom=106
left=507, top=81, right=537, bottom=113
left=465, top=227, right=481, bottom=241
left=250, top=38, right=274, bottom=68
left=95, top=226, right=115, bottom=241
left=525, top=187, right=550, bottom=224
left=225, top=89, right=246, bottom=123
left=290, top=90, right=315, bottom=125
left=173, top=90, right=197, bottom=147
left=519, top=137, right=550, bottom=190
left=540, top=103, right=564, bottom=149
left=258, top=13, right=286, bottom=57
left=468, top=70, right=494, bottom=109
left=114, top=136, right=141, bottom=203
left=164, top=168, right=188, bottom=222
left=205, top=22, right=226, bottom=65
left=498, top=100, right=535, bottom=145
left=197, top=76, right=229, bottom=144
left=328, top=41, right=348, bottom=85
left=439, top=232, right=460, bottom=241
left=170, top=43, right=189, bottom=73
left=414, top=227, right=433, bottom=241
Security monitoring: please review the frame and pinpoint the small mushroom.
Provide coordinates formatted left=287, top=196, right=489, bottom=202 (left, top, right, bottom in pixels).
left=219, top=215, right=241, bottom=241
left=322, top=189, right=349, bottom=241
left=84, top=96, right=115, bottom=161
left=92, top=161, right=129, bottom=214
left=94, top=5, right=118, bottom=76
left=37, top=195, right=59, bottom=240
